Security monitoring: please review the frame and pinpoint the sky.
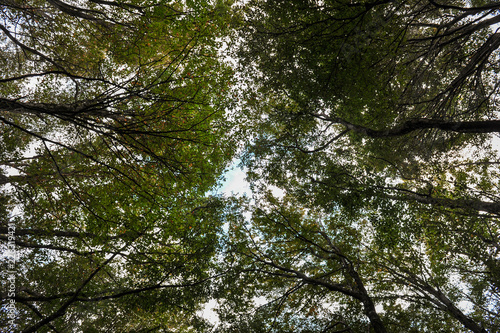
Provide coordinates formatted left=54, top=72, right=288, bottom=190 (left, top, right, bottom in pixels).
left=217, top=160, right=251, bottom=196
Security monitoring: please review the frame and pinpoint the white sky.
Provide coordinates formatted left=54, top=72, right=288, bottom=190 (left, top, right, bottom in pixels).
left=219, top=161, right=251, bottom=196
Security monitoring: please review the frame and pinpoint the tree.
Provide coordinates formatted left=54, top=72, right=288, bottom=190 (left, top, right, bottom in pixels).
left=237, top=0, right=500, bottom=161
left=0, top=0, right=237, bottom=331
left=216, top=196, right=390, bottom=333
left=217, top=0, right=500, bottom=332
left=215, top=192, right=497, bottom=332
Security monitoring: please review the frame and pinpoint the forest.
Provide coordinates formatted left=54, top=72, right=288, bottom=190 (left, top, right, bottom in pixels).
left=0, top=0, right=499, bottom=332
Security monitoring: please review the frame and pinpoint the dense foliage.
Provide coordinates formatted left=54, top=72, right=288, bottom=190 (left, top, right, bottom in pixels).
left=217, top=1, right=500, bottom=332
left=1, top=0, right=500, bottom=332
left=0, top=0, right=236, bottom=331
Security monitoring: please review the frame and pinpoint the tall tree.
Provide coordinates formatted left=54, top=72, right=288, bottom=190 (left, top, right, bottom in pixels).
left=215, top=192, right=496, bottom=332
left=0, top=0, right=237, bottom=331
left=237, top=0, right=500, bottom=161
left=219, top=0, right=500, bottom=332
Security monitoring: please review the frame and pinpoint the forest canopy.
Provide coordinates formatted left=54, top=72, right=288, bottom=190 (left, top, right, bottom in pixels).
left=1, top=0, right=500, bottom=332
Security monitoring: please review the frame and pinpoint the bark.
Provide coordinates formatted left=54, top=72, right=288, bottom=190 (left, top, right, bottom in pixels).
left=0, top=98, right=111, bottom=119
left=386, top=191, right=500, bottom=216
left=429, top=0, right=500, bottom=12
left=45, top=0, right=114, bottom=28
left=0, top=235, right=84, bottom=255
left=313, top=114, right=500, bottom=137
left=343, top=259, right=387, bottom=333
left=0, top=226, right=139, bottom=240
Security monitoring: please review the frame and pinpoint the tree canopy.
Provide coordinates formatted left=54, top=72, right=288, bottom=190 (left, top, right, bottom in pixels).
left=218, top=0, right=500, bottom=332
left=2, top=0, right=500, bottom=332
left=0, top=0, right=236, bottom=331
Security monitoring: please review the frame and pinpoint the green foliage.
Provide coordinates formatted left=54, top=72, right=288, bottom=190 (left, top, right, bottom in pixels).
left=2, top=0, right=500, bottom=332
left=0, top=0, right=238, bottom=331
left=222, top=0, right=500, bottom=332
